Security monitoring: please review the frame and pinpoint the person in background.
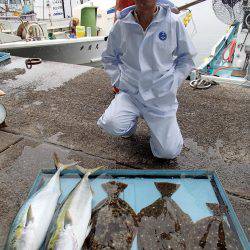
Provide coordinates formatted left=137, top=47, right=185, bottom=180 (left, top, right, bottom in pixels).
left=98, top=0, right=196, bottom=159
left=70, top=18, right=80, bottom=38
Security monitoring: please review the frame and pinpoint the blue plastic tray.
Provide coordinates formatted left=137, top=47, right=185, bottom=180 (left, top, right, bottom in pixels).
left=0, top=52, right=10, bottom=63
left=27, top=169, right=249, bottom=249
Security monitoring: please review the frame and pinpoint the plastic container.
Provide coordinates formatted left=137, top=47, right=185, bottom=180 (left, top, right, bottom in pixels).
left=86, top=27, right=92, bottom=37
left=81, top=7, right=97, bottom=36
left=76, top=25, right=85, bottom=38
left=16, top=169, right=249, bottom=250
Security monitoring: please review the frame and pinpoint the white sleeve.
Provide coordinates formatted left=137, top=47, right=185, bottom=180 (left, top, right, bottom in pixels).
left=101, top=23, right=123, bottom=87
left=174, top=18, right=197, bottom=87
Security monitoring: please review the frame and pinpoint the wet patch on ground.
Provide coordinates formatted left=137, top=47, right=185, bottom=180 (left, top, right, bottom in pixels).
left=0, top=68, right=26, bottom=82
left=0, top=56, right=91, bottom=93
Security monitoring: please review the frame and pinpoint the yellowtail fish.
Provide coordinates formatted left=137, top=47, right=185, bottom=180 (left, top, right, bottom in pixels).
left=46, top=166, right=102, bottom=250
left=5, top=153, right=76, bottom=250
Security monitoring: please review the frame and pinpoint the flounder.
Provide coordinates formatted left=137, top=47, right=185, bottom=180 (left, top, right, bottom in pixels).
left=83, top=181, right=138, bottom=250
left=137, top=182, right=193, bottom=250
left=186, top=203, right=241, bottom=250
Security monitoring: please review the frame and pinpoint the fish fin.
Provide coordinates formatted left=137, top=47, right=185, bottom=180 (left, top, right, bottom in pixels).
left=76, top=165, right=103, bottom=179
left=25, top=205, right=34, bottom=227
left=84, top=223, right=92, bottom=239
left=102, top=181, right=128, bottom=198
left=90, top=185, right=94, bottom=195
left=154, top=182, right=180, bottom=197
left=64, top=211, right=73, bottom=229
left=53, top=153, right=80, bottom=171
left=53, top=152, right=61, bottom=169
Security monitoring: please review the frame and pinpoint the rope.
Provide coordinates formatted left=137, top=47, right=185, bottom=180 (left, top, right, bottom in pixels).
left=189, top=79, right=218, bottom=89
left=25, top=58, right=42, bottom=69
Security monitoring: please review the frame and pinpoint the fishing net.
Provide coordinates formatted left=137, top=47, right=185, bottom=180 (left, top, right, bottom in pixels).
left=213, top=0, right=245, bottom=24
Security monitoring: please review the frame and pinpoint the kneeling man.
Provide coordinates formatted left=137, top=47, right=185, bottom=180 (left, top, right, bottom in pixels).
left=98, top=0, right=196, bottom=159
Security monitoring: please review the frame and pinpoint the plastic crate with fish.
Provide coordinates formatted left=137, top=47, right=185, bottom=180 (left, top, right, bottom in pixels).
left=5, top=157, right=249, bottom=249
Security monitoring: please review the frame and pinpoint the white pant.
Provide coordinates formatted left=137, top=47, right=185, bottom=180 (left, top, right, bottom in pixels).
left=97, top=92, right=183, bottom=159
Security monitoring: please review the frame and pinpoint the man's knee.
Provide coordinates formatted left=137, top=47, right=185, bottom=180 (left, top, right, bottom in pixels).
left=97, top=115, right=135, bottom=136
left=150, top=138, right=183, bottom=159
left=153, top=147, right=181, bottom=159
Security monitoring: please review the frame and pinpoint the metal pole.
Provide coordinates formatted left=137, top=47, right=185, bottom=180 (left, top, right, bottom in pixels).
left=61, top=0, right=65, bottom=18
left=70, top=0, right=72, bottom=17
left=178, top=0, right=207, bottom=11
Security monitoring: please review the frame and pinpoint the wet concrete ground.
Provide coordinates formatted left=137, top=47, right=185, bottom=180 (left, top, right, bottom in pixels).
left=0, top=57, right=249, bottom=247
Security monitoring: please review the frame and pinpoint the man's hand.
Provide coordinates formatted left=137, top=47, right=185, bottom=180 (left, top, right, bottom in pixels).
left=171, top=7, right=180, bottom=14
left=113, top=86, right=120, bottom=94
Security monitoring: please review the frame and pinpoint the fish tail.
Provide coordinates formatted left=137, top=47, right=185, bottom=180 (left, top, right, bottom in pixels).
left=102, top=181, right=128, bottom=198
left=53, top=153, right=79, bottom=171
left=76, top=165, right=103, bottom=179
left=154, top=182, right=180, bottom=197
left=206, top=203, right=227, bottom=217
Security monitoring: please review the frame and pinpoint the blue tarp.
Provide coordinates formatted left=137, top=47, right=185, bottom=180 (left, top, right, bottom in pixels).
left=0, top=52, right=10, bottom=63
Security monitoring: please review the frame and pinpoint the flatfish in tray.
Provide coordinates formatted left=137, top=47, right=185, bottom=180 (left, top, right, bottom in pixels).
left=186, top=203, right=241, bottom=250
left=137, top=182, right=193, bottom=250
left=83, top=181, right=138, bottom=250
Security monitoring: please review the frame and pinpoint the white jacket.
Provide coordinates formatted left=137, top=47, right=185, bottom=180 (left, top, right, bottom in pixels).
left=102, top=5, right=197, bottom=114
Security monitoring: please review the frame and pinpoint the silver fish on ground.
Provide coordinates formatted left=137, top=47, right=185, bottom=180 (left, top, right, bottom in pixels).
left=45, top=165, right=102, bottom=250
left=5, top=153, right=76, bottom=250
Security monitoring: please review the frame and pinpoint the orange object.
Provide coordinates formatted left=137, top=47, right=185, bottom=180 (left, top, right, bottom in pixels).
left=116, top=0, right=135, bottom=11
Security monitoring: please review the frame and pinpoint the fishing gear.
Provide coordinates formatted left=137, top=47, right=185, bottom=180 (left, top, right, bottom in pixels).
left=242, top=0, right=250, bottom=30
left=25, top=58, right=42, bottom=69
left=212, top=0, right=245, bottom=25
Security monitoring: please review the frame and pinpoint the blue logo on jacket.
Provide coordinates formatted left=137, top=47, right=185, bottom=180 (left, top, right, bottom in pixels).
left=159, top=31, right=167, bottom=41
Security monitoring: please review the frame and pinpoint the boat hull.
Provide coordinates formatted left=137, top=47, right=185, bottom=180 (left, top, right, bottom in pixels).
left=0, top=38, right=107, bottom=66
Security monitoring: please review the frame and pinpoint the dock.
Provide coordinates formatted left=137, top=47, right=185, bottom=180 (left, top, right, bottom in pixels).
left=0, top=56, right=249, bottom=246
